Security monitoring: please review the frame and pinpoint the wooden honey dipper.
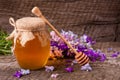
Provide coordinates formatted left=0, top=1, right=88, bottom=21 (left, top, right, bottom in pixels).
left=31, top=7, right=90, bottom=66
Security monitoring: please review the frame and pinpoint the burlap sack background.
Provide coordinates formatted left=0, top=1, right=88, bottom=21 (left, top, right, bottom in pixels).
left=0, top=0, right=120, bottom=41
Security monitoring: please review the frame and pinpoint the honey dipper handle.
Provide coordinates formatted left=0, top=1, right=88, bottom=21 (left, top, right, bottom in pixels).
left=32, top=6, right=78, bottom=55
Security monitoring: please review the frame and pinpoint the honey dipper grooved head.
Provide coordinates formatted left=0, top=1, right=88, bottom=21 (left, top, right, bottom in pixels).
left=75, top=52, right=89, bottom=66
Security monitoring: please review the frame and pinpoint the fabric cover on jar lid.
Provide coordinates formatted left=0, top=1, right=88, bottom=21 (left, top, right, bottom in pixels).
left=6, top=17, right=50, bottom=47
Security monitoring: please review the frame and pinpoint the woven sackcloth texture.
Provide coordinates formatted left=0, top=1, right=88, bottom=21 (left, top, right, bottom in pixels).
left=0, top=0, right=120, bottom=41
left=6, top=17, right=50, bottom=47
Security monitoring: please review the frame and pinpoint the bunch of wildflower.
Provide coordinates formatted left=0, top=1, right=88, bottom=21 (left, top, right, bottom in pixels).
left=50, top=30, right=106, bottom=62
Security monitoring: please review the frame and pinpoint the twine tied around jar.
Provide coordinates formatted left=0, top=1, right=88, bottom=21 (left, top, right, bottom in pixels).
left=6, top=17, right=50, bottom=47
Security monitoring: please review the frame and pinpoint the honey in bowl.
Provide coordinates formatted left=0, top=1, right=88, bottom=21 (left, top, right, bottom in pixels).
left=6, top=17, right=50, bottom=70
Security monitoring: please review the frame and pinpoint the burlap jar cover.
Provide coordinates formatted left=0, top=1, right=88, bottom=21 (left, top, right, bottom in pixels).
left=6, top=17, right=50, bottom=48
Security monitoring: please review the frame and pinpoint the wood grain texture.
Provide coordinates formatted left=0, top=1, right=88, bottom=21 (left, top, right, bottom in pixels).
left=0, top=42, right=120, bottom=80
left=0, top=0, right=120, bottom=41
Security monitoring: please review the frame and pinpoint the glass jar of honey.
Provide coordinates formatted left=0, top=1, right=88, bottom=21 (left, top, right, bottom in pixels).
left=6, top=17, right=50, bottom=70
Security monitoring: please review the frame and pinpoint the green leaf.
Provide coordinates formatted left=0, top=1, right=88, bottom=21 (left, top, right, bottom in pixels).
left=0, top=29, right=12, bottom=55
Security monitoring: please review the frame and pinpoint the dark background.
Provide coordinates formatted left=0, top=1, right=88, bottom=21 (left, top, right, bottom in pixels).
left=0, top=0, right=120, bottom=41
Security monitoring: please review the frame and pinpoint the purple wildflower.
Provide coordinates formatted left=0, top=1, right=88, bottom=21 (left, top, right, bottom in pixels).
left=111, top=53, right=118, bottom=57
left=13, top=71, right=22, bottom=78
left=107, top=48, right=113, bottom=52
left=58, top=43, right=68, bottom=50
left=85, top=35, right=96, bottom=45
left=86, top=36, right=92, bottom=43
left=80, top=34, right=95, bottom=45
left=13, top=69, right=30, bottom=78
left=50, top=30, right=106, bottom=62
left=45, top=66, right=55, bottom=72
left=77, top=44, right=87, bottom=52
left=81, top=63, right=92, bottom=71
left=117, top=52, right=120, bottom=54
left=65, top=67, right=74, bottom=73
left=100, top=53, right=106, bottom=62
left=51, top=73, right=59, bottom=78
left=50, top=41, right=58, bottom=47
left=50, top=31, right=60, bottom=41
left=111, top=52, right=120, bottom=58
left=80, top=34, right=87, bottom=43
left=83, top=49, right=106, bottom=62
left=20, top=69, right=30, bottom=75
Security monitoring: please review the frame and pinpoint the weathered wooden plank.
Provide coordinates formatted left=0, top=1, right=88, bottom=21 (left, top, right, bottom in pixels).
left=0, top=0, right=120, bottom=41
left=0, top=42, right=120, bottom=80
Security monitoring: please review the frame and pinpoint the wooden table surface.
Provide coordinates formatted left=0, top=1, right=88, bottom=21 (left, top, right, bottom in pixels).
left=0, top=42, right=120, bottom=80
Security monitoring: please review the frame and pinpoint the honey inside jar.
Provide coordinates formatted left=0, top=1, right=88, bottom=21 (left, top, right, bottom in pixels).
left=7, top=17, right=50, bottom=70
left=14, top=35, right=50, bottom=70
